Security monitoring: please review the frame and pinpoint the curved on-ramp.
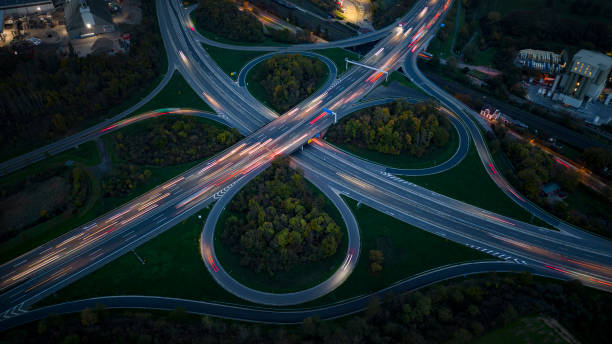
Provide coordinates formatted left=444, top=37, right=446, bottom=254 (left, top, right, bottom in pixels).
left=0, top=261, right=565, bottom=331
left=200, top=163, right=361, bottom=306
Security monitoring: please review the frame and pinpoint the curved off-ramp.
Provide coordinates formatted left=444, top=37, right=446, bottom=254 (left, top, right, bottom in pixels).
left=0, top=261, right=565, bottom=331
left=200, top=164, right=361, bottom=306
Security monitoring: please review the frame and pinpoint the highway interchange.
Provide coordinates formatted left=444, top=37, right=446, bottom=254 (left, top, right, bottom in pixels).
left=1, top=0, right=612, bottom=330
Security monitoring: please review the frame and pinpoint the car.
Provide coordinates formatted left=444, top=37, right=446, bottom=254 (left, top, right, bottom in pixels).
left=26, top=37, right=42, bottom=45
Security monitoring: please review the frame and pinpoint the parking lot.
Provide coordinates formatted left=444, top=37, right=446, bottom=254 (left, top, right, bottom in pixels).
left=1, top=0, right=141, bottom=56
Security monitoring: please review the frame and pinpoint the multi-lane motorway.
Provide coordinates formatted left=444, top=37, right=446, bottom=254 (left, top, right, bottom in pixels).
left=0, top=0, right=439, bottom=311
left=1, top=0, right=612, bottom=329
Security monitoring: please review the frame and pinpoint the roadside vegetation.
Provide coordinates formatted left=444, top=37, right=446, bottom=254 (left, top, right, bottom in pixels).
left=315, top=48, right=359, bottom=75
left=38, top=209, right=246, bottom=308
left=19, top=274, right=612, bottom=344
left=403, top=143, right=550, bottom=227
left=308, top=197, right=491, bottom=305
left=134, top=72, right=213, bottom=113
left=490, top=124, right=611, bottom=238
left=0, top=143, right=100, bottom=264
left=202, top=44, right=271, bottom=80
left=111, top=117, right=240, bottom=167
left=0, top=78, right=237, bottom=264
left=216, top=158, right=347, bottom=292
left=247, top=54, right=328, bottom=113
left=381, top=71, right=427, bottom=94
left=0, top=0, right=165, bottom=161
left=326, top=101, right=458, bottom=169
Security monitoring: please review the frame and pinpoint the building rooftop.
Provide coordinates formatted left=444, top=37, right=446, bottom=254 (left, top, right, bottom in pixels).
left=570, top=50, right=612, bottom=78
left=65, top=0, right=113, bottom=37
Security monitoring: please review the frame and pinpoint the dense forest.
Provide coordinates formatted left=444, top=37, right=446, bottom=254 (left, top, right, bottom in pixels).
left=252, top=54, right=326, bottom=113
left=193, top=0, right=265, bottom=42
left=4, top=274, right=610, bottom=343
left=0, top=0, right=163, bottom=159
left=490, top=125, right=611, bottom=237
left=221, top=158, right=343, bottom=274
left=371, top=0, right=416, bottom=29
left=112, top=117, right=241, bottom=166
left=326, top=101, right=451, bottom=156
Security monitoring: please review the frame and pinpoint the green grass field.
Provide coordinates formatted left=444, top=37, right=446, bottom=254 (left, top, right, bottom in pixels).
left=474, top=316, right=573, bottom=344
left=472, top=46, right=496, bottom=67
left=202, top=44, right=271, bottom=80
left=315, top=48, right=359, bottom=75
left=134, top=72, right=213, bottom=113
left=37, top=209, right=247, bottom=307
left=303, top=197, right=493, bottom=306
left=403, top=144, right=550, bottom=227
left=213, top=179, right=349, bottom=293
left=380, top=71, right=427, bottom=95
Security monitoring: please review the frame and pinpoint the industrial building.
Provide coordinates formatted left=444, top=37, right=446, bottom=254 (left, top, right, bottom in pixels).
left=552, top=50, right=612, bottom=108
left=517, top=49, right=567, bottom=75
left=64, top=0, right=114, bottom=39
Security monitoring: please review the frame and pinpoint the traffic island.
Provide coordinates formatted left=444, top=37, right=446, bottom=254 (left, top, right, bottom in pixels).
left=326, top=100, right=461, bottom=170
left=209, top=158, right=351, bottom=295
left=244, top=53, right=332, bottom=113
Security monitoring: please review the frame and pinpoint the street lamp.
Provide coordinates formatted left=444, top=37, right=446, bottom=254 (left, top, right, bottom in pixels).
left=86, top=23, right=92, bottom=29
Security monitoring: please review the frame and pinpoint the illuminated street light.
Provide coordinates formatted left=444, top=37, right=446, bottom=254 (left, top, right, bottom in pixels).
left=86, top=23, right=92, bottom=29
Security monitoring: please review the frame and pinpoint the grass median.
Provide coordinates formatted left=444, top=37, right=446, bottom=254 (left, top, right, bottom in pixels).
left=403, top=144, right=550, bottom=227
left=202, top=44, right=271, bottom=81
left=37, top=209, right=246, bottom=307
left=134, top=71, right=213, bottom=113
left=315, top=48, right=359, bottom=75
left=303, top=197, right=493, bottom=306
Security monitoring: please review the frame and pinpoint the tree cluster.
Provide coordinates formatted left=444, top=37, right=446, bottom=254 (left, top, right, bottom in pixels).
left=101, top=164, right=152, bottom=198
left=327, top=101, right=451, bottom=156
left=193, top=0, right=265, bottom=42
left=252, top=54, right=326, bottom=113
left=581, top=147, right=612, bottom=175
left=112, top=117, right=241, bottom=166
left=491, top=125, right=611, bottom=237
left=7, top=274, right=611, bottom=344
left=492, top=125, right=579, bottom=199
left=0, top=0, right=163, bottom=157
left=371, top=0, right=417, bottom=29
left=221, top=158, right=343, bottom=275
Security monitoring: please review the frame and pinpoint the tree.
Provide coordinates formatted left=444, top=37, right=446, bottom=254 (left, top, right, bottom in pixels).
left=369, top=250, right=384, bottom=272
left=81, top=308, right=98, bottom=326
left=582, top=147, right=612, bottom=172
